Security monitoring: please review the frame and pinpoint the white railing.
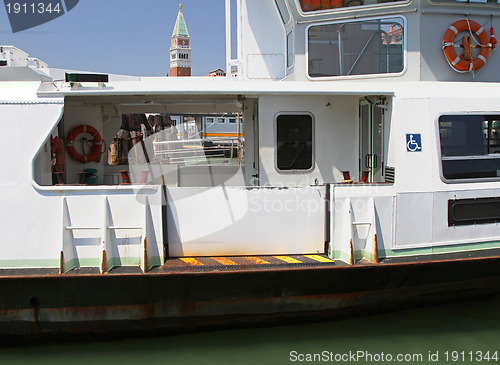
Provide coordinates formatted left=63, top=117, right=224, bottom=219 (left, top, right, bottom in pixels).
left=153, top=137, right=242, bottom=166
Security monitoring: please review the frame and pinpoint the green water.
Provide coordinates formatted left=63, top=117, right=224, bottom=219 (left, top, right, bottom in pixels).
left=2, top=296, right=499, bottom=365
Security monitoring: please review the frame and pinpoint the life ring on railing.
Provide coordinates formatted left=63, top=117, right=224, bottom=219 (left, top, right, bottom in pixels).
left=66, top=125, right=103, bottom=163
left=443, top=19, right=492, bottom=73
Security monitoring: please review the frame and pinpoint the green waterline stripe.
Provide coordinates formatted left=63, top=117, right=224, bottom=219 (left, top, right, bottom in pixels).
left=0, top=259, right=60, bottom=269
left=382, top=240, right=500, bottom=258
left=331, top=250, right=352, bottom=265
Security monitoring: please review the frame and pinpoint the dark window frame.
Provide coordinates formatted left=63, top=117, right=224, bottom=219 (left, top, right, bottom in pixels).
left=275, top=112, right=315, bottom=173
left=438, top=114, right=500, bottom=182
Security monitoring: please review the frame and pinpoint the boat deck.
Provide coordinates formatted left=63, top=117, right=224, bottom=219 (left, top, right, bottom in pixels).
left=152, top=254, right=337, bottom=273
left=1, top=249, right=499, bottom=277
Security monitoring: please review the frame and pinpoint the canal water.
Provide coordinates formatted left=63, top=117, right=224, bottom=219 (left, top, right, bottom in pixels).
left=1, top=295, right=499, bottom=365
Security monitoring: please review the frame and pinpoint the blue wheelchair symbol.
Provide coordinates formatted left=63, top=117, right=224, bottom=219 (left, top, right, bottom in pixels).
left=406, top=134, right=422, bottom=152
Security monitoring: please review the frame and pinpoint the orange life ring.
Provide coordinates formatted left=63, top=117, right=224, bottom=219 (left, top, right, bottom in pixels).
left=443, top=19, right=491, bottom=72
left=66, top=125, right=103, bottom=163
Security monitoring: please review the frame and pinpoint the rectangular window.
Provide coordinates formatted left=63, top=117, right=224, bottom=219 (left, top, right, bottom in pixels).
left=276, top=114, right=313, bottom=171
left=308, top=17, right=404, bottom=78
left=299, top=0, right=407, bottom=12
left=274, top=0, right=291, bottom=24
left=287, top=30, right=294, bottom=68
left=218, top=117, right=225, bottom=124
left=439, top=115, right=500, bottom=180
left=229, top=118, right=236, bottom=124
left=448, top=197, right=500, bottom=226
left=206, top=117, right=214, bottom=125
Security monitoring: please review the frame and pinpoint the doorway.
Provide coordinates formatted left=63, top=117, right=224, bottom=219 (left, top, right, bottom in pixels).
left=359, top=100, right=384, bottom=183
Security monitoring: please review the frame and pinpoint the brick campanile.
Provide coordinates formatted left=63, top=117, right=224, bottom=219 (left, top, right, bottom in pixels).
left=170, top=4, right=191, bottom=77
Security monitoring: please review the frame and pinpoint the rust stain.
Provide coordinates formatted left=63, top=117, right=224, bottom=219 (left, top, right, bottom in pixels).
left=144, top=237, right=148, bottom=273
left=102, top=249, right=107, bottom=274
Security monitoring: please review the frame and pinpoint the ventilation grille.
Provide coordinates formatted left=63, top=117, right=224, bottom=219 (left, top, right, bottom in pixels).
left=385, top=166, right=395, bottom=184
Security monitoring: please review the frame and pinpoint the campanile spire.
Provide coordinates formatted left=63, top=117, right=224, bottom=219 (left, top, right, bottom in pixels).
left=170, top=4, right=191, bottom=76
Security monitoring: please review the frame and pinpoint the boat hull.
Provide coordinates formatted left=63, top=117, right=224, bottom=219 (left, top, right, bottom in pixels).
left=1, top=254, right=500, bottom=339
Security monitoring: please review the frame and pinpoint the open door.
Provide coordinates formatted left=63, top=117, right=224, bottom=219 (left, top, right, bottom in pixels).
left=359, top=100, right=384, bottom=183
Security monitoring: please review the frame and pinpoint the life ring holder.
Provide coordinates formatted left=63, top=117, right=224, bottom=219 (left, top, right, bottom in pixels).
left=443, top=19, right=492, bottom=74
left=66, top=125, right=104, bottom=163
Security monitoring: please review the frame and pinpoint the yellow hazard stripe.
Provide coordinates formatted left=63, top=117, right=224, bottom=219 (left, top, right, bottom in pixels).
left=274, top=256, right=302, bottom=264
left=245, top=256, right=270, bottom=265
left=211, top=257, right=237, bottom=266
left=304, top=255, right=334, bottom=263
left=180, top=258, right=204, bottom=266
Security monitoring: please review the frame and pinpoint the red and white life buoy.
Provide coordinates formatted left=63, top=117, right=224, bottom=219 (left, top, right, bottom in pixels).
left=443, top=19, right=492, bottom=72
left=66, top=125, right=103, bottom=163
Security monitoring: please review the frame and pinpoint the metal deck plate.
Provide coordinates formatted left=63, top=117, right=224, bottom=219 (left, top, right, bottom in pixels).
left=153, top=254, right=337, bottom=272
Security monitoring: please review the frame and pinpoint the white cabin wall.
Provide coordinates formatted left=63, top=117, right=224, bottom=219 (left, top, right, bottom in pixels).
left=258, top=94, right=359, bottom=186
left=419, top=2, right=500, bottom=83
left=0, top=100, right=64, bottom=268
left=239, top=0, right=287, bottom=80
left=391, top=92, right=500, bottom=251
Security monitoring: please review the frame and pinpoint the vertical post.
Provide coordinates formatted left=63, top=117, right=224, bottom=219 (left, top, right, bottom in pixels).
left=225, top=0, right=232, bottom=79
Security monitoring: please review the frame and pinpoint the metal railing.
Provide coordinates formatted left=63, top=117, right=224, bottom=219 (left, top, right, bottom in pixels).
left=153, top=137, right=242, bottom=166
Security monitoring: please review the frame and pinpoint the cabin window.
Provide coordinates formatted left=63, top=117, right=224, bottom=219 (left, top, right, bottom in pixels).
left=229, top=118, right=236, bottom=124
left=276, top=114, right=314, bottom=171
left=287, top=30, right=294, bottom=68
left=307, top=17, right=405, bottom=78
left=218, top=117, right=225, bottom=123
left=274, top=0, right=291, bottom=24
left=299, top=0, right=408, bottom=12
left=439, top=115, right=500, bottom=180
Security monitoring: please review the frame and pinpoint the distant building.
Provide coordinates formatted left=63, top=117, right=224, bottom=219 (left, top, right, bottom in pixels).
left=0, top=45, right=48, bottom=68
left=170, top=4, right=191, bottom=77
left=206, top=68, right=226, bottom=77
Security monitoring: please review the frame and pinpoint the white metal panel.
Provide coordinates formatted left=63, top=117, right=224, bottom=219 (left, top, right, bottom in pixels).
left=395, top=192, right=434, bottom=248
left=332, top=185, right=395, bottom=254
left=167, top=186, right=325, bottom=256
left=247, top=54, right=285, bottom=79
left=433, top=189, right=500, bottom=246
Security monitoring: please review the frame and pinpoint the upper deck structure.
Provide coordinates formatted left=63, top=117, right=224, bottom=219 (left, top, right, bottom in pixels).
left=227, top=0, right=499, bottom=82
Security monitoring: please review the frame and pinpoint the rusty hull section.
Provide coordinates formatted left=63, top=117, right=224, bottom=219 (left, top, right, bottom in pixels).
left=0, top=255, right=500, bottom=338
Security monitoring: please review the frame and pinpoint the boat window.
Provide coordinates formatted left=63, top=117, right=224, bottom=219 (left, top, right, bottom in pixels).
left=275, top=0, right=291, bottom=24
left=439, top=115, right=500, bottom=180
left=287, top=30, right=294, bottom=68
left=299, top=0, right=407, bottom=12
left=307, top=17, right=404, bottom=78
left=276, top=114, right=314, bottom=171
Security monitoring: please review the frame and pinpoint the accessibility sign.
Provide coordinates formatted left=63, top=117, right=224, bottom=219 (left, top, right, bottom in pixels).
left=406, top=134, right=422, bottom=152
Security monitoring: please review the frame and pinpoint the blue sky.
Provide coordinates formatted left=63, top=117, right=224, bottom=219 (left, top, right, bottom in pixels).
left=1, top=1, right=230, bottom=76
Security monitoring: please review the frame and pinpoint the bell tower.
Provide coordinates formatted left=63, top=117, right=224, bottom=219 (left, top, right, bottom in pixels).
left=170, top=4, right=191, bottom=77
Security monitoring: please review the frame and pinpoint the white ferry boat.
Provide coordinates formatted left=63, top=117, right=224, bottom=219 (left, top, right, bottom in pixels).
left=1, top=0, right=500, bottom=338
